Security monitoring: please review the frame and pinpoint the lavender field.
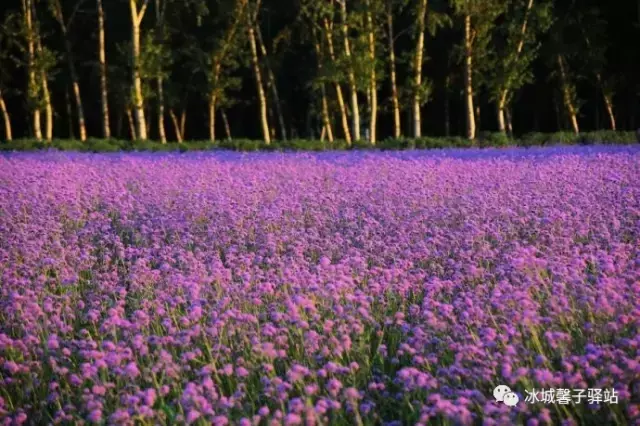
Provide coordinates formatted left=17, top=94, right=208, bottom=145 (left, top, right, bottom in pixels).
left=0, top=147, right=639, bottom=426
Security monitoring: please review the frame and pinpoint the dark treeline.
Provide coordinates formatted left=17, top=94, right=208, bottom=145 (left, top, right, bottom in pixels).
left=0, top=0, right=638, bottom=145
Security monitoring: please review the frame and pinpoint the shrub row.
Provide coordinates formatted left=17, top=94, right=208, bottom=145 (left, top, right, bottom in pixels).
left=1, top=131, right=638, bottom=153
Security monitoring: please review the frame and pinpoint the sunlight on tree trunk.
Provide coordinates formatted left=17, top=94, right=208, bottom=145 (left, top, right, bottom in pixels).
left=169, top=108, right=183, bottom=142
left=221, top=109, right=232, bottom=141
left=97, top=0, right=111, bottom=138
left=256, top=23, right=286, bottom=141
left=323, top=18, right=351, bottom=144
left=387, top=7, right=401, bottom=138
left=35, top=33, right=53, bottom=142
left=126, top=107, right=136, bottom=139
left=248, top=24, right=271, bottom=144
left=557, top=54, right=579, bottom=134
left=412, top=0, right=427, bottom=138
left=130, top=0, right=149, bottom=140
left=464, top=14, right=476, bottom=140
left=209, top=95, right=216, bottom=141
left=311, top=28, right=334, bottom=143
left=338, top=0, right=360, bottom=142
left=365, top=0, right=377, bottom=145
left=0, top=89, right=12, bottom=141
left=23, top=0, right=42, bottom=140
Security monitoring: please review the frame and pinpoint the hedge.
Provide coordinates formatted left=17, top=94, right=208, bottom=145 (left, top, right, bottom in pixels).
left=0, top=131, right=638, bottom=153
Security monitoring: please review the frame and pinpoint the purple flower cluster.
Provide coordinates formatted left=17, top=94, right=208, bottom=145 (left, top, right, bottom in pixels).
left=0, top=147, right=639, bottom=425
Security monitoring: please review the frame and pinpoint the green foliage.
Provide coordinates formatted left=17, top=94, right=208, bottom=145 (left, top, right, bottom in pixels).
left=484, top=0, right=553, bottom=107
left=477, top=131, right=512, bottom=147
left=2, top=132, right=638, bottom=153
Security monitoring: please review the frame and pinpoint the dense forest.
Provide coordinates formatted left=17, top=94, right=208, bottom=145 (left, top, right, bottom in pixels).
left=0, top=0, right=639, bottom=144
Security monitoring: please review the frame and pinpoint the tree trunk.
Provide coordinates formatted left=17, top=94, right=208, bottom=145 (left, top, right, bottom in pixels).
left=209, top=96, right=216, bottom=141
left=323, top=19, right=351, bottom=144
left=130, top=0, right=148, bottom=140
left=497, top=90, right=508, bottom=133
left=66, top=89, right=75, bottom=138
left=23, top=0, right=41, bottom=140
left=365, top=0, right=377, bottom=145
left=169, top=108, right=183, bottom=142
left=413, top=0, right=428, bottom=138
left=51, top=0, right=87, bottom=140
left=602, top=92, right=616, bottom=131
left=594, top=73, right=616, bottom=131
left=97, top=0, right=111, bottom=138
left=0, top=89, right=12, bottom=141
left=338, top=0, right=360, bottom=141
left=248, top=24, right=271, bottom=144
left=506, top=107, right=513, bottom=136
left=312, top=28, right=334, bottom=143
left=497, top=103, right=506, bottom=134
left=557, top=54, right=579, bottom=134
left=320, top=85, right=334, bottom=143
left=157, top=77, right=166, bottom=143
left=155, top=0, right=167, bottom=143
left=444, top=75, right=451, bottom=137
left=387, top=8, right=401, bottom=138
left=35, top=35, right=53, bottom=142
left=463, top=14, right=476, bottom=140
left=221, top=109, right=232, bottom=140
left=126, top=107, right=136, bottom=139
left=256, top=24, right=286, bottom=140
left=496, top=0, right=533, bottom=134
left=553, top=94, right=562, bottom=131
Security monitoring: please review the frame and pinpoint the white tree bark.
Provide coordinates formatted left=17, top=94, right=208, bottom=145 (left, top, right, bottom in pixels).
left=129, top=0, right=149, bottom=140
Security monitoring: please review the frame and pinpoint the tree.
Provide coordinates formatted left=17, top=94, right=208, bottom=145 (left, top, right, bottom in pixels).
left=247, top=0, right=270, bottom=144
left=546, top=1, right=582, bottom=134
left=385, top=0, right=403, bottom=138
left=318, top=1, right=352, bottom=144
left=578, top=7, right=617, bottom=130
left=97, top=0, right=110, bottom=138
left=363, top=0, right=379, bottom=144
left=49, top=0, right=87, bottom=141
left=411, top=0, right=427, bottom=138
left=129, top=0, right=150, bottom=140
left=451, top=0, right=504, bottom=140
left=191, top=0, right=247, bottom=142
left=0, top=20, right=13, bottom=141
left=20, top=0, right=41, bottom=139
left=486, top=0, right=552, bottom=135
left=310, top=24, right=334, bottom=142
left=256, top=21, right=287, bottom=141
left=337, top=0, right=360, bottom=142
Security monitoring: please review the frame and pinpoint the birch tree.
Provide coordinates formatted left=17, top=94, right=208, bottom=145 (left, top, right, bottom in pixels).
left=385, top=0, right=403, bottom=138
left=247, top=0, right=270, bottom=144
left=486, top=0, right=552, bottom=135
left=256, top=21, right=287, bottom=140
left=49, top=0, right=87, bottom=141
left=337, top=0, right=360, bottom=141
left=33, top=4, right=54, bottom=141
left=21, top=0, right=41, bottom=139
left=0, top=24, right=12, bottom=141
left=129, top=0, right=150, bottom=140
left=578, top=8, right=617, bottom=130
left=451, top=0, right=503, bottom=140
left=320, top=3, right=351, bottom=143
left=192, top=0, right=246, bottom=142
left=411, top=0, right=427, bottom=138
left=97, top=0, right=110, bottom=137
